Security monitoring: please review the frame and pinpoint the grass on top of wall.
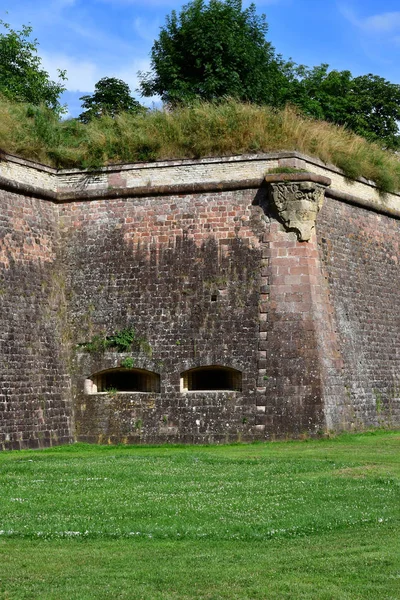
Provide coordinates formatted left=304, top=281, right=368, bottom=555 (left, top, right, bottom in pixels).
left=1, top=96, right=400, bottom=193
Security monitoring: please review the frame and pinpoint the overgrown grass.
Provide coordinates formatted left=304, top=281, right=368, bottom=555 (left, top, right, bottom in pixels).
left=0, top=431, right=399, bottom=598
left=1, top=96, right=400, bottom=193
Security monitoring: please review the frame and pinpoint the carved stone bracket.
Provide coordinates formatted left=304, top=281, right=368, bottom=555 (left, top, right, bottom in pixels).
left=266, top=174, right=331, bottom=241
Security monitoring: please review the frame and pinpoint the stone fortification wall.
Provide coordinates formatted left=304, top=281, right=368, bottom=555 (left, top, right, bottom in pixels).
left=59, top=189, right=266, bottom=443
left=1, top=150, right=400, bottom=447
left=0, top=188, right=73, bottom=449
left=317, top=197, right=400, bottom=428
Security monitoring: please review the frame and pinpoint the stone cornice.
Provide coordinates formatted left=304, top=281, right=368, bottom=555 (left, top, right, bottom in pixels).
left=1, top=151, right=400, bottom=220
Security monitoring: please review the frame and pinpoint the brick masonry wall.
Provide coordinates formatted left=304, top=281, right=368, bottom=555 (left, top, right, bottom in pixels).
left=254, top=212, right=348, bottom=436
left=0, top=190, right=73, bottom=449
left=1, top=152, right=400, bottom=447
left=59, top=189, right=272, bottom=443
left=317, top=197, right=400, bottom=428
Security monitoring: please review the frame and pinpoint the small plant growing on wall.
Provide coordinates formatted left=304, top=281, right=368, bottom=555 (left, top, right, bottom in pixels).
left=267, top=167, right=308, bottom=174
left=105, top=387, right=118, bottom=397
left=78, top=326, right=152, bottom=356
left=120, top=357, right=135, bottom=369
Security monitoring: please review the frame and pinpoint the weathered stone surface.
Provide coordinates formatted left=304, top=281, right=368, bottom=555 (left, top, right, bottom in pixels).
left=0, top=190, right=73, bottom=450
left=1, top=153, right=400, bottom=448
left=317, top=197, right=400, bottom=429
left=60, top=189, right=265, bottom=444
left=268, top=179, right=328, bottom=242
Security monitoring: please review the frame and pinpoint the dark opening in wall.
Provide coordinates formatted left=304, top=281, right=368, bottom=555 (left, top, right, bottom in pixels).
left=181, top=366, right=242, bottom=392
left=85, top=368, right=160, bottom=394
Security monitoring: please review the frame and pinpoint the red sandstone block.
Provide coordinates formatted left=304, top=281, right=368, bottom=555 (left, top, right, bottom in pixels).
left=290, top=266, right=308, bottom=276
left=297, top=301, right=313, bottom=312
left=269, top=300, right=279, bottom=311
left=297, top=257, right=313, bottom=268
left=275, top=257, right=298, bottom=267
left=276, top=267, right=295, bottom=279
left=270, top=240, right=298, bottom=249
left=284, top=275, right=308, bottom=285
left=272, top=276, right=291, bottom=288
left=269, top=265, right=280, bottom=276
left=269, top=248, right=283, bottom=259
left=261, top=232, right=272, bottom=242
left=285, top=292, right=303, bottom=303
left=308, top=275, right=319, bottom=285
left=291, top=246, right=313, bottom=257
left=269, top=222, right=282, bottom=233
left=271, top=284, right=293, bottom=295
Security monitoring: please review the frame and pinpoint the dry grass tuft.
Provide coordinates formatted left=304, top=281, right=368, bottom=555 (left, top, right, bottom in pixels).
left=1, top=96, right=400, bottom=193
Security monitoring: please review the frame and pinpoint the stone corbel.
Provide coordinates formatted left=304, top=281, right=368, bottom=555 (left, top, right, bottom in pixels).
left=265, top=173, right=331, bottom=241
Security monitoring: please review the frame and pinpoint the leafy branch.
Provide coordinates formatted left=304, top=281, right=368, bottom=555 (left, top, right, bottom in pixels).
left=78, top=327, right=152, bottom=356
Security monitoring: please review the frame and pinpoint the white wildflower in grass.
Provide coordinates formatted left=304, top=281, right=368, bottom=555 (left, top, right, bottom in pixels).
left=0, top=433, right=399, bottom=596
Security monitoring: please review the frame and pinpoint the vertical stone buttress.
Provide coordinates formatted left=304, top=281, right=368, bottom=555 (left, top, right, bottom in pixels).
left=257, top=175, right=348, bottom=435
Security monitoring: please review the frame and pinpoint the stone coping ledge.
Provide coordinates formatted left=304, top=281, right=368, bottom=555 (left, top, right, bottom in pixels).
left=325, top=188, right=400, bottom=219
left=1, top=151, right=400, bottom=220
left=264, top=172, right=331, bottom=186
left=0, top=149, right=319, bottom=173
left=0, top=174, right=58, bottom=201
left=0, top=150, right=56, bottom=173
left=1, top=149, right=397, bottom=191
left=2, top=169, right=400, bottom=220
left=57, top=178, right=266, bottom=202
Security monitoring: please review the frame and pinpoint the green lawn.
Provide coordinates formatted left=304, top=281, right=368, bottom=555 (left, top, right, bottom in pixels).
left=0, top=431, right=399, bottom=599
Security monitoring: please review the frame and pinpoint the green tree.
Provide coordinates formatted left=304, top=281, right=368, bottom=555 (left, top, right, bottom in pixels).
left=139, top=0, right=289, bottom=106
left=285, top=64, right=400, bottom=149
left=79, top=77, right=145, bottom=123
left=347, top=74, right=400, bottom=149
left=0, top=20, right=66, bottom=114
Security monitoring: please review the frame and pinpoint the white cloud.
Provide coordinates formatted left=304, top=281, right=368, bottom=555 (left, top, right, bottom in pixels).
left=115, top=57, right=153, bottom=93
left=339, top=6, right=400, bottom=36
left=362, top=12, right=400, bottom=34
left=41, top=51, right=157, bottom=105
left=41, top=53, right=101, bottom=92
left=52, top=0, right=77, bottom=7
left=133, top=17, right=161, bottom=43
left=96, top=0, right=179, bottom=6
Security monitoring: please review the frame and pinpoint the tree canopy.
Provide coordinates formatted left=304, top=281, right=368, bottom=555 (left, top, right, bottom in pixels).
left=139, top=0, right=400, bottom=149
left=79, top=77, right=145, bottom=123
left=139, top=0, right=288, bottom=106
left=284, top=64, right=400, bottom=149
left=0, top=20, right=66, bottom=114
left=1, top=10, right=399, bottom=150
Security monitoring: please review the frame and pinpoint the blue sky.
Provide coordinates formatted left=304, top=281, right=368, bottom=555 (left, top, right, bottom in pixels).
left=2, top=0, right=400, bottom=117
